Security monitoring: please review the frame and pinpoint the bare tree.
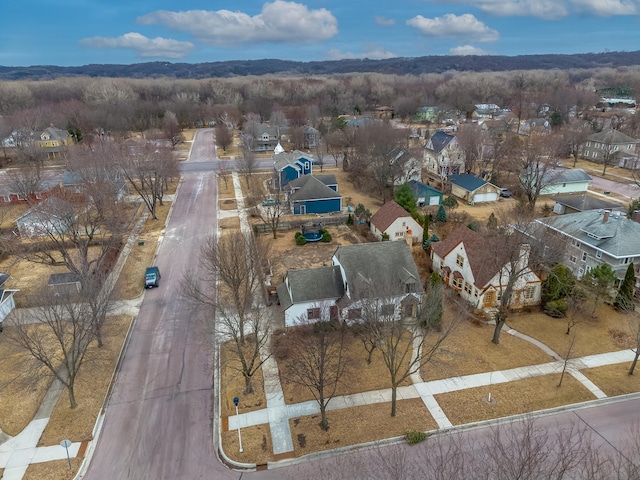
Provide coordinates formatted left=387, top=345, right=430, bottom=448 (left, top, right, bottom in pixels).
left=275, top=314, right=349, bottom=430
left=8, top=285, right=98, bottom=408
left=358, top=281, right=460, bottom=417
left=119, top=142, right=178, bottom=220
left=6, top=162, right=42, bottom=201
left=455, top=123, right=484, bottom=175
left=517, top=134, right=564, bottom=211
left=562, top=119, right=591, bottom=167
left=162, top=110, right=183, bottom=148
left=250, top=187, right=287, bottom=239
left=237, top=134, right=257, bottom=180
left=181, top=230, right=270, bottom=393
left=214, top=123, right=233, bottom=154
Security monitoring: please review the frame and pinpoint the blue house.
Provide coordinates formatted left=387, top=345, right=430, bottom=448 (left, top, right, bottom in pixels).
left=407, top=180, right=443, bottom=207
left=273, top=150, right=317, bottom=189
left=289, top=176, right=342, bottom=215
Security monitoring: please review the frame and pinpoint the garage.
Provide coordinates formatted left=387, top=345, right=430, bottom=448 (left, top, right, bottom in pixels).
left=473, top=192, right=498, bottom=203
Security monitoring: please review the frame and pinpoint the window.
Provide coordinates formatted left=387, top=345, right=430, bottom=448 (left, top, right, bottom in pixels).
left=582, top=252, right=588, bottom=262
left=596, top=250, right=602, bottom=259
left=584, top=150, right=590, bottom=157
left=571, top=239, right=581, bottom=248
left=595, top=142, right=600, bottom=148
left=594, top=152, right=598, bottom=158
left=569, top=255, right=577, bottom=263
left=578, top=267, right=584, bottom=276
left=395, top=231, right=404, bottom=237
left=456, top=254, right=464, bottom=268
left=464, top=282, right=472, bottom=295
left=496, top=290, right=502, bottom=301
left=623, top=257, right=631, bottom=265
left=585, top=265, right=592, bottom=273
left=307, top=308, right=321, bottom=320
left=524, top=286, right=536, bottom=300
left=347, top=308, right=361, bottom=320
left=452, top=277, right=463, bottom=289
left=381, top=304, right=395, bottom=316
left=586, top=141, right=591, bottom=147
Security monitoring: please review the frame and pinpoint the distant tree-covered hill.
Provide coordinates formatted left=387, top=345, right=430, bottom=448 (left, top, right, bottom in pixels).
left=2, top=51, right=640, bottom=80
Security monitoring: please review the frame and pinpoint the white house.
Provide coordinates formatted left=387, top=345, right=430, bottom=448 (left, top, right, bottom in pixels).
left=0, top=273, right=18, bottom=328
left=423, top=131, right=464, bottom=181
left=430, top=226, right=542, bottom=313
left=369, top=201, right=423, bottom=244
left=535, top=169, right=592, bottom=195
left=277, top=242, right=424, bottom=327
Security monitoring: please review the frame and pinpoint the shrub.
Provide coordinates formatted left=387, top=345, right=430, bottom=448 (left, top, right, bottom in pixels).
left=406, top=430, right=428, bottom=445
left=544, top=299, right=567, bottom=318
left=295, top=231, right=303, bottom=238
left=321, top=231, right=332, bottom=242
left=295, top=235, right=307, bottom=246
left=381, top=232, right=390, bottom=241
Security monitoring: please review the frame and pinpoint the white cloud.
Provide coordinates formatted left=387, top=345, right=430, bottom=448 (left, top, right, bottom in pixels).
left=571, top=0, right=638, bottom=16
left=407, top=13, right=499, bottom=42
left=375, top=15, right=396, bottom=26
left=449, top=45, right=489, bottom=55
left=137, top=1, right=338, bottom=46
left=327, top=44, right=398, bottom=60
left=79, top=33, right=194, bottom=58
left=430, top=0, right=640, bottom=19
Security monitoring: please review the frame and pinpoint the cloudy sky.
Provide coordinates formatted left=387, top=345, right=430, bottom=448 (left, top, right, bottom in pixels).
left=3, top=0, right=640, bottom=66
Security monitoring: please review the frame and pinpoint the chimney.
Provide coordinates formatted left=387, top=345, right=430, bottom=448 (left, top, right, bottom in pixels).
left=633, top=210, right=640, bottom=224
left=603, top=210, right=610, bottom=223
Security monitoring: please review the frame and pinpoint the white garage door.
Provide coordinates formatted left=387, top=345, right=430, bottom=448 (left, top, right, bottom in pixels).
left=473, top=192, right=498, bottom=203
left=429, top=196, right=440, bottom=206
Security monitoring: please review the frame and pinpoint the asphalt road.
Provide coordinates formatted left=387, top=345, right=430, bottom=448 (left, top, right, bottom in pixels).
left=83, top=129, right=640, bottom=479
left=589, top=174, right=640, bottom=199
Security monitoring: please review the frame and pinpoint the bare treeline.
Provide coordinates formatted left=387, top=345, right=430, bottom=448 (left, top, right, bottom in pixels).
left=1, top=66, right=639, bottom=136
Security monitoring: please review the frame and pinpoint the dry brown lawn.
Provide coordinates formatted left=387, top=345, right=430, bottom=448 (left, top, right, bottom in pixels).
left=0, top=325, right=53, bottom=436
left=24, top=458, right=83, bottom=480
left=507, top=303, right=634, bottom=358
left=423, top=319, right=554, bottom=381
left=221, top=424, right=274, bottom=465
left=582, top=363, right=640, bottom=397
left=435, top=373, right=595, bottom=425
left=219, top=341, right=266, bottom=418
left=219, top=199, right=237, bottom=210
left=39, top=315, right=132, bottom=445
left=275, top=332, right=412, bottom=405
left=218, top=175, right=235, bottom=199
left=219, top=217, right=241, bottom=231
left=289, top=399, right=437, bottom=457
left=325, top=167, right=383, bottom=214
left=0, top=203, right=29, bottom=230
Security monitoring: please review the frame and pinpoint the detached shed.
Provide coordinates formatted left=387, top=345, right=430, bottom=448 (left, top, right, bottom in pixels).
left=48, top=272, right=80, bottom=295
left=449, top=174, right=500, bottom=204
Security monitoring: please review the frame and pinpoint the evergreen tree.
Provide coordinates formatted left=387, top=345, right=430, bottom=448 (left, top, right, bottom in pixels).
left=614, top=263, right=636, bottom=312
left=435, top=204, right=447, bottom=223
left=394, top=183, right=417, bottom=216
left=628, top=199, right=640, bottom=219
left=422, top=214, right=429, bottom=244
left=486, top=212, right=497, bottom=231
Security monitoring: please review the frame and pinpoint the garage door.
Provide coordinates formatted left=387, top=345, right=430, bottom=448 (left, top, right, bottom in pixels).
left=429, top=196, right=440, bottom=206
left=473, top=192, right=498, bottom=203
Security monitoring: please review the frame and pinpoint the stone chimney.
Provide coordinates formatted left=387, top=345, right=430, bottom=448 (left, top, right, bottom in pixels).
left=603, top=210, right=610, bottom=223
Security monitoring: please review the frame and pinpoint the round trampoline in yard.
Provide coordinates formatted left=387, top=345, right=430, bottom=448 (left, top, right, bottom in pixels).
left=302, top=231, right=323, bottom=242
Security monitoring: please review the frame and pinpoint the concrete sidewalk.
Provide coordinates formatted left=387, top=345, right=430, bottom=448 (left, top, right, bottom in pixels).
left=228, top=348, right=637, bottom=451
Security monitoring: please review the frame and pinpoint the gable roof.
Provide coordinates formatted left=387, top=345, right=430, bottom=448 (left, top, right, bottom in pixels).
left=40, top=126, right=70, bottom=141
left=370, top=201, right=413, bottom=232
left=273, top=150, right=317, bottom=172
left=587, top=129, right=638, bottom=145
left=540, top=168, right=592, bottom=185
left=408, top=180, right=442, bottom=199
left=288, top=174, right=337, bottom=190
left=431, top=225, right=499, bottom=287
left=278, top=265, right=344, bottom=310
left=427, top=131, right=455, bottom=153
left=449, top=174, right=488, bottom=192
left=333, top=241, right=423, bottom=299
left=289, top=176, right=341, bottom=201
left=550, top=194, right=623, bottom=212
left=536, top=210, right=640, bottom=262
left=0, top=273, right=10, bottom=287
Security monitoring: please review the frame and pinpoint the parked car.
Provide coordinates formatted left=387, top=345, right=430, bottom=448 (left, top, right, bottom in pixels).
left=145, top=266, right=161, bottom=288
left=499, top=188, right=513, bottom=198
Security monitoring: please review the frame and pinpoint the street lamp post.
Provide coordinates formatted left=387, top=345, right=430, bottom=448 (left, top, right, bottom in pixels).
left=233, top=396, right=243, bottom=453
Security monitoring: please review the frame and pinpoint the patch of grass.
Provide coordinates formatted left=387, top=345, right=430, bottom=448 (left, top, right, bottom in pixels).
left=582, top=363, right=640, bottom=397
left=218, top=175, right=235, bottom=199
left=140, top=202, right=171, bottom=235
left=39, top=315, right=132, bottom=445
left=0, top=204, right=29, bottom=230
left=435, top=373, right=596, bottom=425
left=221, top=424, right=274, bottom=465
left=219, top=341, right=266, bottom=418
left=422, top=319, right=553, bottom=382
left=24, top=458, right=83, bottom=480
left=0, top=326, right=53, bottom=436
left=288, top=399, right=437, bottom=456
left=219, top=199, right=237, bottom=210
left=507, top=303, right=634, bottom=358
left=219, top=217, right=241, bottom=230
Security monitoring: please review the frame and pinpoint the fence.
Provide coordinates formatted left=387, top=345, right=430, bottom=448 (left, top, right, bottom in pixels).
left=254, top=215, right=348, bottom=234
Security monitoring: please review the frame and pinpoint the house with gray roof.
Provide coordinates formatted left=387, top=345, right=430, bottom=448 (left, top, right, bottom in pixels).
left=582, top=129, right=639, bottom=169
left=0, top=273, right=19, bottom=329
left=550, top=194, right=624, bottom=215
left=518, top=118, right=551, bottom=136
left=387, top=147, right=422, bottom=185
left=277, top=241, right=424, bottom=326
left=37, top=126, right=73, bottom=158
left=407, top=180, right=442, bottom=207
left=534, top=210, right=640, bottom=290
left=532, top=168, right=592, bottom=195
left=288, top=176, right=342, bottom=215
left=273, top=150, right=316, bottom=189
left=423, top=131, right=464, bottom=181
